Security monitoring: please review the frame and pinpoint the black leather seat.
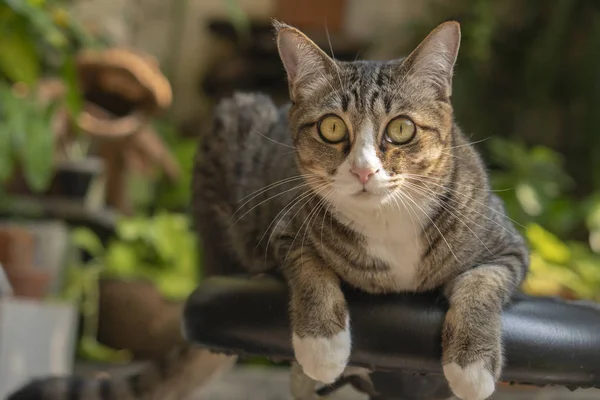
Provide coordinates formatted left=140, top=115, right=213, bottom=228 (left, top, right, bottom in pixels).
left=183, top=274, right=600, bottom=395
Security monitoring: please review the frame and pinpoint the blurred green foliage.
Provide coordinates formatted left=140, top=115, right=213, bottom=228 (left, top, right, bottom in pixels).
left=62, top=211, right=200, bottom=361
left=0, top=0, right=102, bottom=194
left=0, top=84, right=56, bottom=192
left=67, top=211, right=200, bottom=301
left=476, top=125, right=600, bottom=302
left=0, top=0, right=97, bottom=84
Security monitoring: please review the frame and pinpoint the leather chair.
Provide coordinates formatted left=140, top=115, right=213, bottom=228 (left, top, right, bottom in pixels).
left=182, top=274, right=600, bottom=399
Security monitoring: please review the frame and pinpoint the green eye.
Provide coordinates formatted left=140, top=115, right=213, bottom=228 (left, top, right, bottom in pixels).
left=317, top=115, right=348, bottom=143
left=386, top=117, right=416, bottom=145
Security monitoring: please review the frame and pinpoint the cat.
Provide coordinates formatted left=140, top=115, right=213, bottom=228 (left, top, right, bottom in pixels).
left=192, top=20, right=529, bottom=400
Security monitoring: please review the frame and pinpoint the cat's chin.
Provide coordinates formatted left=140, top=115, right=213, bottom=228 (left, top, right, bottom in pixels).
left=347, top=189, right=389, bottom=207
left=352, top=190, right=376, bottom=197
left=351, top=189, right=386, bottom=200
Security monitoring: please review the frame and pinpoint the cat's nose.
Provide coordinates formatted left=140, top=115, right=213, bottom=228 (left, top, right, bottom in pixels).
left=351, top=166, right=379, bottom=185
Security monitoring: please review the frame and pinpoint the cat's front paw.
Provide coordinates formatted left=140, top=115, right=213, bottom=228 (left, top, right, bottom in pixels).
left=292, top=325, right=351, bottom=384
left=443, top=360, right=495, bottom=400
left=442, top=306, right=502, bottom=400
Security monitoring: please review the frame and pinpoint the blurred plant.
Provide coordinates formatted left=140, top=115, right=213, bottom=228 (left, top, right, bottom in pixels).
left=586, top=195, right=600, bottom=253
left=0, top=0, right=98, bottom=111
left=0, top=83, right=57, bottom=193
left=0, top=0, right=103, bottom=195
left=485, top=138, right=600, bottom=301
left=488, top=137, right=578, bottom=237
left=524, top=224, right=600, bottom=302
left=68, top=211, right=200, bottom=300
left=62, top=211, right=200, bottom=361
left=0, top=0, right=98, bottom=84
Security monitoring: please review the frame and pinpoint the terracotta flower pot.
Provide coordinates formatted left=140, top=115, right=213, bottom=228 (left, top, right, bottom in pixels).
left=97, top=278, right=183, bottom=359
left=4, top=269, right=52, bottom=299
left=0, top=226, right=52, bottom=299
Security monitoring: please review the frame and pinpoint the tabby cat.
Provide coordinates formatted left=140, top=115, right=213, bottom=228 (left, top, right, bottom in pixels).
left=193, top=20, right=529, bottom=400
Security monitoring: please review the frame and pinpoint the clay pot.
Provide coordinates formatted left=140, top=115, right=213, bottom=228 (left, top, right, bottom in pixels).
left=4, top=269, right=51, bottom=299
left=97, top=278, right=184, bottom=359
left=47, top=157, right=105, bottom=200
left=0, top=226, right=52, bottom=299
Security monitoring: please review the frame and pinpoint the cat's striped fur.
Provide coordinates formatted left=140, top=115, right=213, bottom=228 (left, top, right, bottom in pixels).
left=193, top=21, right=528, bottom=400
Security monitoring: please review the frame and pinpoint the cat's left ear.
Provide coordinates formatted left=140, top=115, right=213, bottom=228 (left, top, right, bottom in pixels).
left=402, top=21, right=461, bottom=98
left=274, top=20, right=338, bottom=100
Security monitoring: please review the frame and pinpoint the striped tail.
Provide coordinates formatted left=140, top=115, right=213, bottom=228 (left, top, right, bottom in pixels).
left=6, top=346, right=236, bottom=400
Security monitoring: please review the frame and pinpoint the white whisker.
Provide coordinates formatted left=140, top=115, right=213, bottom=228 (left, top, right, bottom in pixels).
left=251, top=127, right=296, bottom=149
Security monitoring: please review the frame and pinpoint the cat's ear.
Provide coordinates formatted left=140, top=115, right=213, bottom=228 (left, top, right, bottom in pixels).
left=274, top=20, right=337, bottom=100
left=402, top=21, right=461, bottom=97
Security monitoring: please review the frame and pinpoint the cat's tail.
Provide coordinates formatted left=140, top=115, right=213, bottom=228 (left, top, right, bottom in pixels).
left=6, top=345, right=235, bottom=400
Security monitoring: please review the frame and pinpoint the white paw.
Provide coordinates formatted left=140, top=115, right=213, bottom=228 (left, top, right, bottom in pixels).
left=292, top=322, right=351, bottom=384
left=443, top=360, right=495, bottom=400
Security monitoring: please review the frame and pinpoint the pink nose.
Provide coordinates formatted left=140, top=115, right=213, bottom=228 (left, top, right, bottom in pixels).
left=351, top=166, right=379, bottom=185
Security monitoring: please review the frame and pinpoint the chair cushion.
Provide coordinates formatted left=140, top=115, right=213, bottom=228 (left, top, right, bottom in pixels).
left=182, top=275, right=600, bottom=389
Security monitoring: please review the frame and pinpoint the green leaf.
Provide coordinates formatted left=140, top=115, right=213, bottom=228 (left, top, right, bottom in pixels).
left=516, top=183, right=543, bottom=216
left=4, top=94, right=27, bottom=152
left=0, top=23, right=40, bottom=84
left=78, top=336, right=132, bottom=363
left=71, top=227, right=105, bottom=257
left=0, top=98, right=14, bottom=182
left=116, top=216, right=148, bottom=241
left=104, top=242, right=139, bottom=277
left=152, top=212, right=187, bottom=261
left=19, top=102, right=54, bottom=192
left=4, top=0, right=67, bottom=49
left=154, top=272, right=197, bottom=300
left=526, top=223, right=571, bottom=264
left=61, top=54, right=83, bottom=118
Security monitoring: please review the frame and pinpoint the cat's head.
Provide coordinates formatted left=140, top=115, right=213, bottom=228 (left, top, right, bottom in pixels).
left=275, top=21, right=461, bottom=210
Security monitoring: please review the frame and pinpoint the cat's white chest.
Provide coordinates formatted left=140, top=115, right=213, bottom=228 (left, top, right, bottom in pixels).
left=341, top=204, right=423, bottom=291
left=363, top=214, right=422, bottom=291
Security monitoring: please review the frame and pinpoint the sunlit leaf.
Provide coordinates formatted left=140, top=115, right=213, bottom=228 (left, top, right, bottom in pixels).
left=116, top=216, right=148, bottom=241
left=78, top=336, right=131, bottom=363
left=0, top=24, right=40, bottom=84
left=155, top=272, right=197, bottom=300
left=104, top=242, right=139, bottom=276
left=516, top=183, right=543, bottom=216
left=71, top=227, right=105, bottom=257
left=586, top=198, right=600, bottom=230
left=4, top=0, right=67, bottom=48
left=526, top=223, right=571, bottom=264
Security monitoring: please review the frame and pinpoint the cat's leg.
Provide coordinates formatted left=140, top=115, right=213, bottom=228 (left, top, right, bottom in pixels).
left=441, top=257, right=522, bottom=400
left=284, top=252, right=351, bottom=384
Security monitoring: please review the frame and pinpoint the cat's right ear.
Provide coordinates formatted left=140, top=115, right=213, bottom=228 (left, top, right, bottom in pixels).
left=402, top=21, right=461, bottom=98
left=274, top=20, right=337, bottom=100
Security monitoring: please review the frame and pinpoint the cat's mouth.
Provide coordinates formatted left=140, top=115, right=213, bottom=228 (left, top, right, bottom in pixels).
left=352, top=189, right=376, bottom=197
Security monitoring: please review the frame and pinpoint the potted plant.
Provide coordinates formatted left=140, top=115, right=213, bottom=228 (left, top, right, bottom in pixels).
left=61, top=210, right=200, bottom=361
left=0, top=0, right=106, bottom=203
